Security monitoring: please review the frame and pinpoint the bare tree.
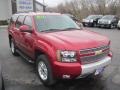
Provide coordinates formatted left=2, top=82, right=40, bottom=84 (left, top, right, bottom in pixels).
left=47, top=0, right=120, bottom=20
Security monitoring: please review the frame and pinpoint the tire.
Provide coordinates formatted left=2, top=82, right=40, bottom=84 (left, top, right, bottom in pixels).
left=93, top=23, right=97, bottom=27
left=10, top=39, right=19, bottom=56
left=86, top=72, right=103, bottom=80
left=0, top=63, right=4, bottom=90
left=117, top=26, right=120, bottom=30
left=36, top=55, right=56, bottom=86
left=109, top=24, right=114, bottom=29
left=98, top=25, right=101, bottom=28
left=82, top=23, right=86, bottom=27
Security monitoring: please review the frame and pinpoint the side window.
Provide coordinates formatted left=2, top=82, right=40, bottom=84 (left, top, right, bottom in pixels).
left=24, top=16, right=32, bottom=29
left=16, top=15, right=25, bottom=28
left=10, top=15, right=18, bottom=25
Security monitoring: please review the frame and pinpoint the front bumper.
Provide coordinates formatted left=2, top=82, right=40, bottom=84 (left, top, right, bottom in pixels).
left=82, top=22, right=93, bottom=26
left=53, top=56, right=112, bottom=79
left=80, top=56, right=111, bottom=77
left=98, top=23, right=111, bottom=27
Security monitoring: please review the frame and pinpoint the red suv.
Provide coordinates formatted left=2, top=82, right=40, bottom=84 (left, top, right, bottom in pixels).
left=8, top=12, right=112, bottom=86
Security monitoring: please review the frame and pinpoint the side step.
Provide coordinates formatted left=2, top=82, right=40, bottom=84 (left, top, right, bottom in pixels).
left=16, top=49, right=34, bottom=64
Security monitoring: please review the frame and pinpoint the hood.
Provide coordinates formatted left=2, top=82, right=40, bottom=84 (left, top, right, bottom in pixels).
left=41, top=30, right=109, bottom=50
left=98, top=19, right=112, bottom=24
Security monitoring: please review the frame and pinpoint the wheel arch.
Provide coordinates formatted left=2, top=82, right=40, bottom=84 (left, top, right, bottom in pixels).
left=8, top=34, right=12, bottom=47
left=34, top=48, right=54, bottom=68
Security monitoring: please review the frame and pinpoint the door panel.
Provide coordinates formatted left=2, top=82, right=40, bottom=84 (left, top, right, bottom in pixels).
left=13, top=27, right=21, bottom=48
left=20, top=32, right=34, bottom=58
left=19, top=16, right=34, bottom=58
left=15, top=15, right=26, bottom=50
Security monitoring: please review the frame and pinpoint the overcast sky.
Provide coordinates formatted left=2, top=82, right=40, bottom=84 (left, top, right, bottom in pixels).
left=37, top=0, right=71, bottom=7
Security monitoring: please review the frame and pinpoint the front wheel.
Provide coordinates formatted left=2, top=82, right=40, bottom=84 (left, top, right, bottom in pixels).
left=117, top=26, right=120, bottom=30
left=36, top=55, right=56, bottom=86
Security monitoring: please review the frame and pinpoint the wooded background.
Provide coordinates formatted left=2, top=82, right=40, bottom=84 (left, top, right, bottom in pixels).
left=46, top=0, right=120, bottom=20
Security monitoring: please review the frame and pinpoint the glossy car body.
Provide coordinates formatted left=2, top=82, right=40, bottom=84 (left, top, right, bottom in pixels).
left=8, top=12, right=112, bottom=85
left=98, top=15, right=119, bottom=29
left=82, top=15, right=103, bottom=27
left=117, top=20, right=120, bottom=29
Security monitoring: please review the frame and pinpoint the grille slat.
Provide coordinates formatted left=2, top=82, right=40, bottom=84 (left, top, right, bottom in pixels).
left=80, top=46, right=110, bottom=65
left=80, top=45, right=109, bottom=55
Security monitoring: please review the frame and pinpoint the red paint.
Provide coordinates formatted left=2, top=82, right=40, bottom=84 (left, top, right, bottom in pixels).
left=8, top=12, right=112, bottom=79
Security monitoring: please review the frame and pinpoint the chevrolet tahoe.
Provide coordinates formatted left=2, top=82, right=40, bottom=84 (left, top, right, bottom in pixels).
left=8, top=12, right=112, bottom=86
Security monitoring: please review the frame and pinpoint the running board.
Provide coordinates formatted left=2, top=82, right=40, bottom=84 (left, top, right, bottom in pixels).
left=16, top=49, right=34, bottom=64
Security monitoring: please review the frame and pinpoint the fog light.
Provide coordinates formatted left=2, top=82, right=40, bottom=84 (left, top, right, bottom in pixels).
left=63, top=75, right=70, bottom=79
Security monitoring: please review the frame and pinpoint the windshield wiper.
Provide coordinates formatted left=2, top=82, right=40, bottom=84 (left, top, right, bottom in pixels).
left=41, top=29, right=62, bottom=32
left=41, top=28, right=81, bottom=32
left=63, top=28, right=81, bottom=30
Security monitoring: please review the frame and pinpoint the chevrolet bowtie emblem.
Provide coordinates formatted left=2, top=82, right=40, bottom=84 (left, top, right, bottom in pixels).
left=95, top=50, right=103, bottom=55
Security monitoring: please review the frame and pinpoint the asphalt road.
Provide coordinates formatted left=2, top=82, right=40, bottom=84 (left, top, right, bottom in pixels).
left=0, top=26, right=120, bottom=90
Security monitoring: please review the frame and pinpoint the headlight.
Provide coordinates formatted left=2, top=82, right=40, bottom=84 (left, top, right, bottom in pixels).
left=57, top=50, right=77, bottom=62
left=108, top=21, right=111, bottom=24
left=89, top=19, right=93, bottom=22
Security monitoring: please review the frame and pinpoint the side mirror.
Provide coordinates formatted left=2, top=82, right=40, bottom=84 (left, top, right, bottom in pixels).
left=19, top=25, right=32, bottom=33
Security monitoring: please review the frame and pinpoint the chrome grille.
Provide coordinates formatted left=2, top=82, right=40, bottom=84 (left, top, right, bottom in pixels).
left=80, top=46, right=110, bottom=65
left=80, top=45, right=109, bottom=55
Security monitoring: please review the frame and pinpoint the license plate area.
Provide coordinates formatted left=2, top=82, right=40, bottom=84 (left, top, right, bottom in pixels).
left=95, top=67, right=104, bottom=75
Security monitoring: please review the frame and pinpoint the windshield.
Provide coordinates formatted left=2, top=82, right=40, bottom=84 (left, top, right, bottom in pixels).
left=102, top=15, right=114, bottom=20
left=34, top=15, right=80, bottom=32
left=86, top=15, right=100, bottom=19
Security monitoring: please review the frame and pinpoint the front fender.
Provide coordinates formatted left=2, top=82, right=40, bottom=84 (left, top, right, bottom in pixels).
left=34, top=40, right=57, bottom=63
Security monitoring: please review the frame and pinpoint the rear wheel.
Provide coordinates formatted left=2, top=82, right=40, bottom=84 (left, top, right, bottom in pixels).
left=109, top=24, right=115, bottom=29
left=36, top=55, right=56, bottom=86
left=10, top=39, right=19, bottom=56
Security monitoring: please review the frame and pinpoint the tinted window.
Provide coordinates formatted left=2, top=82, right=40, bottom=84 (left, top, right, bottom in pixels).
left=34, top=15, right=80, bottom=32
left=115, top=17, right=119, bottom=20
left=16, top=15, right=25, bottom=28
left=102, top=15, right=114, bottom=20
left=24, top=16, right=32, bottom=28
left=86, top=15, right=101, bottom=19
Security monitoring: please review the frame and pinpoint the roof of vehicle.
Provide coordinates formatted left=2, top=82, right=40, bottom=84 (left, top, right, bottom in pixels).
left=104, top=15, right=115, bottom=16
left=13, top=12, right=61, bottom=16
left=89, top=14, right=102, bottom=16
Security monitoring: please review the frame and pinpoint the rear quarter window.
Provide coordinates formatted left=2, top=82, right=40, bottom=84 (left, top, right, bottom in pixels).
left=11, top=15, right=19, bottom=23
